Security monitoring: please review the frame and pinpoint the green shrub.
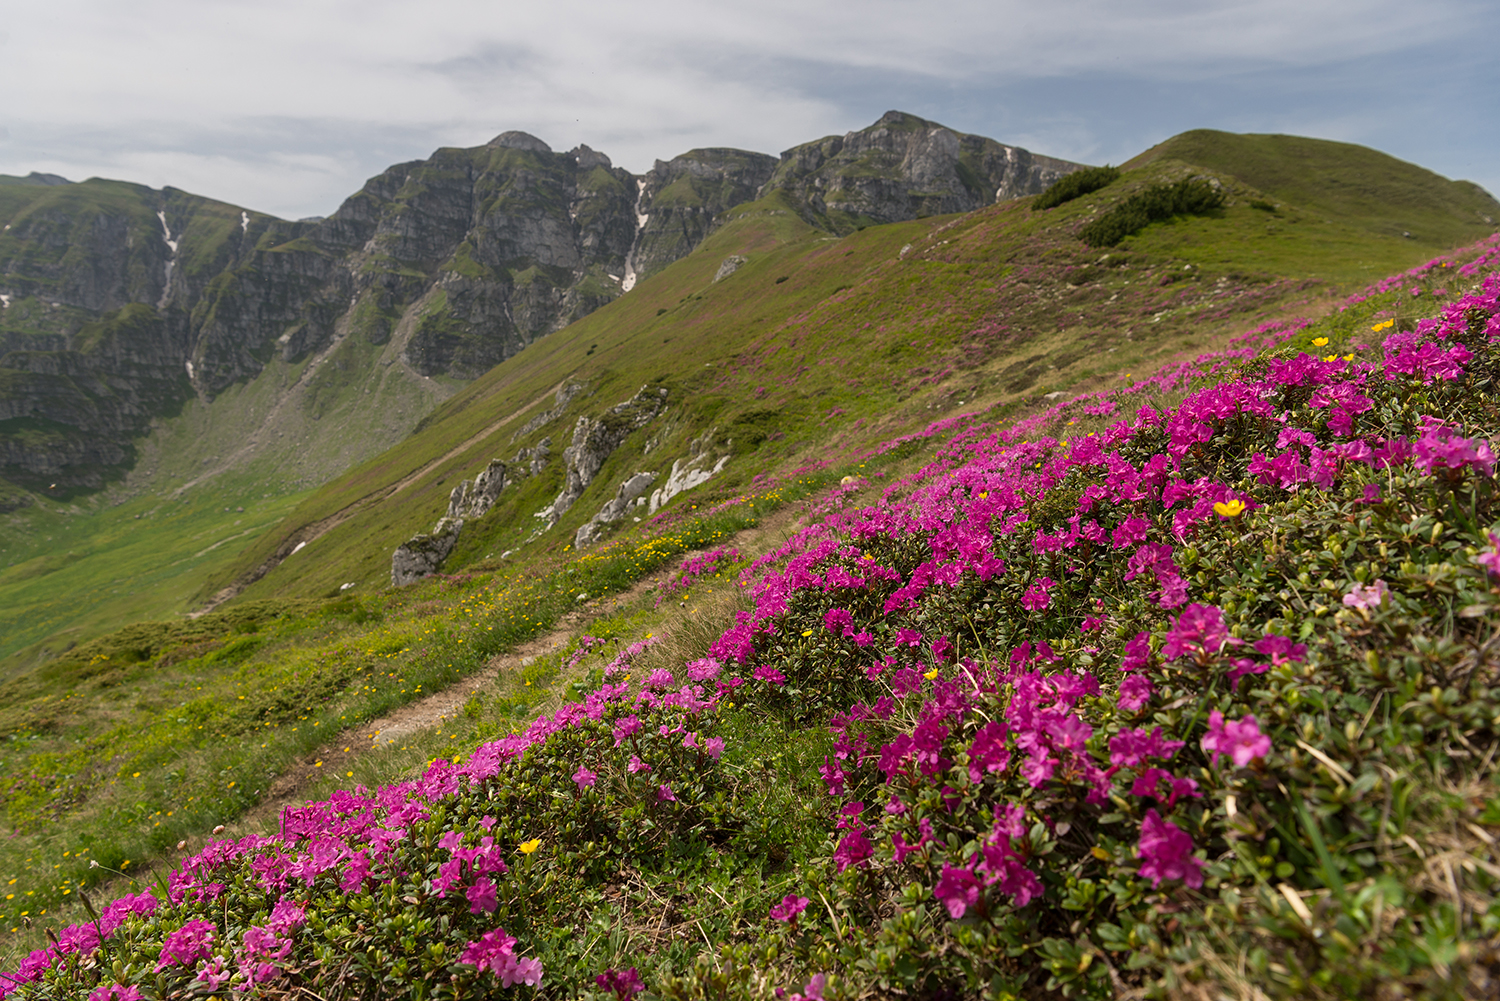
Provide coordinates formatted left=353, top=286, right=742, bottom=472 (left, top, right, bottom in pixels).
left=1032, top=166, right=1121, bottom=211
left=1078, top=178, right=1227, bottom=247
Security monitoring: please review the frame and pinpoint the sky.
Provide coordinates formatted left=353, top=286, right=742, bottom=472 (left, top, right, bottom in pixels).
left=2, top=0, right=1496, bottom=221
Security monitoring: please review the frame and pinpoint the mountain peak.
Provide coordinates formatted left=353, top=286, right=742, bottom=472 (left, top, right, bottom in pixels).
left=487, top=131, right=552, bottom=154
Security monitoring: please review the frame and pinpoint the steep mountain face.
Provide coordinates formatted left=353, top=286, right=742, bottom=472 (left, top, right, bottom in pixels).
left=631, top=149, right=780, bottom=284
left=0, top=114, right=1087, bottom=502
left=763, top=110, right=1084, bottom=231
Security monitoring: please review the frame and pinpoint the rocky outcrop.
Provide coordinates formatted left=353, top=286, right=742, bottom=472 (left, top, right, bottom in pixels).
left=630, top=149, right=779, bottom=283
left=574, top=471, right=657, bottom=548
left=762, top=110, right=1088, bottom=232
left=648, top=427, right=732, bottom=514
left=511, top=381, right=585, bottom=443
left=537, top=385, right=669, bottom=529
left=390, top=518, right=464, bottom=586
left=714, top=256, right=748, bottom=282
left=446, top=459, right=508, bottom=521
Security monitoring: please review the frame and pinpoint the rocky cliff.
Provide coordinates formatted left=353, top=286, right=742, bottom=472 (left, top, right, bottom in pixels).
left=763, top=110, right=1084, bottom=232
left=0, top=114, right=1088, bottom=501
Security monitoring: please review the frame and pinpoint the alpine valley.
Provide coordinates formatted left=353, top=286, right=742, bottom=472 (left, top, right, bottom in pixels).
left=1, top=111, right=1499, bottom=1000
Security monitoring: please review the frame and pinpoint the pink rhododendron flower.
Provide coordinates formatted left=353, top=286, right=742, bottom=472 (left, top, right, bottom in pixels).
left=833, top=830, right=874, bottom=871
left=597, top=967, right=645, bottom=1000
left=684, top=658, right=722, bottom=681
left=769, top=894, right=809, bottom=922
left=467, top=877, right=498, bottom=914
left=1108, top=727, right=1184, bottom=769
left=1201, top=710, right=1272, bottom=767
left=823, top=607, right=854, bottom=634
left=1161, top=604, right=1234, bottom=661
left=1136, top=809, right=1204, bottom=888
left=462, top=928, right=543, bottom=987
left=573, top=765, right=597, bottom=788
left=933, top=862, right=982, bottom=919
left=156, top=919, right=217, bottom=971
left=753, top=664, right=787, bottom=685
left=1342, top=579, right=1389, bottom=610
left=1117, top=673, right=1155, bottom=712
left=1479, top=532, right=1500, bottom=577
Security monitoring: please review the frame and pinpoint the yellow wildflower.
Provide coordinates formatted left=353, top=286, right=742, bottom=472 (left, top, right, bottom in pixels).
left=1213, top=499, right=1246, bottom=518
left=519, top=839, right=541, bottom=855
left=1311, top=337, right=1329, bottom=347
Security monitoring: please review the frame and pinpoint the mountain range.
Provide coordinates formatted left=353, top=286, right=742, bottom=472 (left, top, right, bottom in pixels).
left=0, top=111, right=1083, bottom=506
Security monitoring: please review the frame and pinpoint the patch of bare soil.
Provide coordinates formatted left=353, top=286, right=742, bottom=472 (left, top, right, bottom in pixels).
left=226, top=561, right=693, bottom=834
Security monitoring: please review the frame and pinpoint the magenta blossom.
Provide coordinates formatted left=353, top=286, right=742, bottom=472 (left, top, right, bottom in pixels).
left=1136, top=809, right=1204, bottom=888
left=769, top=894, right=810, bottom=922
left=597, top=967, right=645, bottom=1001
left=1201, top=710, right=1272, bottom=767
left=156, top=919, right=217, bottom=971
left=1479, top=532, right=1500, bottom=578
left=933, top=862, right=982, bottom=919
left=1117, top=674, right=1155, bottom=712
left=467, top=878, right=498, bottom=914
left=1160, top=604, right=1235, bottom=661
left=1021, top=577, right=1055, bottom=611
left=573, top=765, right=597, bottom=788
left=833, top=830, right=874, bottom=872
left=1342, top=579, right=1389, bottom=610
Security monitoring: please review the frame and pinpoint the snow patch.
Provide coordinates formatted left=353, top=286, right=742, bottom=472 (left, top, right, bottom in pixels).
left=241, top=210, right=249, bottom=233
left=185, top=360, right=195, bottom=379
left=156, top=210, right=179, bottom=308
left=621, top=179, right=649, bottom=293
left=290, top=541, right=307, bottom=556
left=0, top=294, right=10, bottom=309
left=156, top=210, right=179, bottom=255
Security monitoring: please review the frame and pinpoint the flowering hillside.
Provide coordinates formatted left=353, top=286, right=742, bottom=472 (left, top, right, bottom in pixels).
left=4, top=238, right=1500, bottom=999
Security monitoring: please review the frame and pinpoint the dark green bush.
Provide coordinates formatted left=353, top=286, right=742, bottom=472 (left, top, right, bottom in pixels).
left=1078, top=178, right=1227, bottom=247
left=1032, top=166, right=1120, bottom=211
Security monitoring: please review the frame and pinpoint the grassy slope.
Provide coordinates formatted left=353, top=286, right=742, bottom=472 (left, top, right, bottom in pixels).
left=1, top=132, right=1497, bottom=952
left=6, top=133, right=1495, bottom=670
left=200, top=140, right=1499, bottom=612
left=1, top=238, right=1497, bottom=997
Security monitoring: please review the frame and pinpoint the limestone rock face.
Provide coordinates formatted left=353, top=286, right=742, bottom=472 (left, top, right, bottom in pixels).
left=762, top=110, right=1088, bottom=232
left=630, top=149, right=778, bottom=283
left=714, top=256, right=748, bottom=282
left=539, top=385, right=668, bottom=528
left=649, top=427, right=733, bottom=514
left=391, top=517, right=463, bottom=586
left=446, top=459, right=508, bottom=522
left=574, top=470, right=657, bottom=548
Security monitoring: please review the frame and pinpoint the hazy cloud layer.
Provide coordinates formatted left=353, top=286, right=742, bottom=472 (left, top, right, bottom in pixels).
left=1, top=0, right=1494, bottom=218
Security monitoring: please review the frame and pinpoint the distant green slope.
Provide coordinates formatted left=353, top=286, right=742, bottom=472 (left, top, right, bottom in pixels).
left=1124, top=130, right=1499, bottom=244
left=196, top=130, right=1500, bottom=611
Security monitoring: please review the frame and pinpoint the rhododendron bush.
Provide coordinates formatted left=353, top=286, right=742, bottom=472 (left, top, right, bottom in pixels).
left=5, top=248, right=1500, bottom=999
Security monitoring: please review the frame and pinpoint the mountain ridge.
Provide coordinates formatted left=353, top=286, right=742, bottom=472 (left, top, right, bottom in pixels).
left=0, top=111, right=1088, bottom=504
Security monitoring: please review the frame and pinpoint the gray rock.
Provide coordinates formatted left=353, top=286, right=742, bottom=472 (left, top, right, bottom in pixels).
left=762, top=110, right=1090, bottom=233
left=574, top=470, right=657, bottom=547
left=391, top=517, right=464, bottom=586
left=649, top=427, right=732, bottom=514
left=511, top=381, right=586, bottom=443
left=445, top=458, right=509, bottom=522
left=714, top=256, right=748, bottom=282
left=538, top=385, right=668, bottom=528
